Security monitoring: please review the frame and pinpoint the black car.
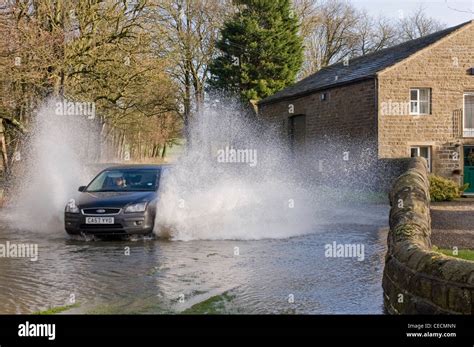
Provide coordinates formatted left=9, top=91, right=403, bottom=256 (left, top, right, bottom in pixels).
left=65, top=164, right=167, bottom=237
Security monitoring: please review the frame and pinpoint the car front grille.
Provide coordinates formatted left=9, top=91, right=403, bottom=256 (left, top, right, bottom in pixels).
left=82, top=208, right=121, bottom=215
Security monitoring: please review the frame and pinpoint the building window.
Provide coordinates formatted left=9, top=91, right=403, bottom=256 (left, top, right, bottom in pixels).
left=410, top=88, right=431, bottom=115
left=320, top=92, right=328, bottom=101
left=463, top=93, right=474, bottom=137
left=410, top=146, right=431, bottom=171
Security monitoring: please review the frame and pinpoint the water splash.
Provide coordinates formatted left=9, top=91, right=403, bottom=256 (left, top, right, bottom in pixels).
left=8, top=98, right=99, bottom=233
left=154, top=99, right=332, bottom=241
left=4, top=96, right=388, bottom=239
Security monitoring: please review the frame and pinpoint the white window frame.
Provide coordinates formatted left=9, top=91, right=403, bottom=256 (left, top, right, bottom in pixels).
left=410, top=146, right=431, bottom=171
left=463, top=92, right=474, bottom=138
left=409, top=88, right=431, bottom=115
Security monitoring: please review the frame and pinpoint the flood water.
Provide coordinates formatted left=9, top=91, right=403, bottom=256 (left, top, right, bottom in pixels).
left=0, top=204, right=389, bottom=314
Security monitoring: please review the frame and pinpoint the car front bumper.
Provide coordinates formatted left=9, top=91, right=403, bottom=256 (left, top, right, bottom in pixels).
left=65, top=209, right=155, bottom=236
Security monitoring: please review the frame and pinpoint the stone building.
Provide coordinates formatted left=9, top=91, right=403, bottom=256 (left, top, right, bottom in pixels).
left=258, top=20, right=474, bottom=194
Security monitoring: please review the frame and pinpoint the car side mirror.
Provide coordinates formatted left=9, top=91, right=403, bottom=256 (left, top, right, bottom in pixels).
left=78, top=186, right=86, bottom=192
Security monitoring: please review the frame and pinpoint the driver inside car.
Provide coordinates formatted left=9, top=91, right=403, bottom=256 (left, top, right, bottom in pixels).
left=113, top=176, right=127, bottom=188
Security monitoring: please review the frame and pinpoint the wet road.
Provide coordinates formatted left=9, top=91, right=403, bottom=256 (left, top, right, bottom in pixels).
left=0, top=205, right=389, bottom=314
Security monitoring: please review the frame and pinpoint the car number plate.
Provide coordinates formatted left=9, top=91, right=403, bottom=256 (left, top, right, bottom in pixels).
left=85, top=217, right=114, bottom=224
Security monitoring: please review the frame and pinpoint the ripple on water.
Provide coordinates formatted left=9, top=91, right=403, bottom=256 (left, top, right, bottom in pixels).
left=0, top=205, right=389, bottom=314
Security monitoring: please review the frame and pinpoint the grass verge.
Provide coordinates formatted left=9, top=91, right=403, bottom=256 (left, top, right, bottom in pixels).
left=434, top=247, right=474, bottom=261
left=183, top=292, right=235, bottom=314
left=33, top=303, right=80, bottom=315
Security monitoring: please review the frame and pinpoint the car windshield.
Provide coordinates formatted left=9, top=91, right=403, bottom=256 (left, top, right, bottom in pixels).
left=85, top=169, right=160, bottom=192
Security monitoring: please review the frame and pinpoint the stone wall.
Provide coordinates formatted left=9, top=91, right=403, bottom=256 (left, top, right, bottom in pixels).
left=259, top=78, right=378, bottom=147
left=258, top=79, right=385, bottom=190
left=383, top=157, right=474, bottom=314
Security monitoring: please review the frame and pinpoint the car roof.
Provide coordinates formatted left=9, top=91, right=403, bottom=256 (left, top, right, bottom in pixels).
left=103, top=164, right=171, bottom=171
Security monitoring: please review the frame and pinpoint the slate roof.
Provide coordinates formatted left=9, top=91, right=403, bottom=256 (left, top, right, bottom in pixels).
left=259, top=20, right=472, bottom=105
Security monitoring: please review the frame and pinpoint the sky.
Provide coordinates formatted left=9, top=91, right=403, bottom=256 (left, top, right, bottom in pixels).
left=351, top=0, right=473, bottom=26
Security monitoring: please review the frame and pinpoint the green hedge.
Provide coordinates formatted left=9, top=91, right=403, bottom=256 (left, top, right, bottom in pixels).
left=429, top=174, right=468, bottom=202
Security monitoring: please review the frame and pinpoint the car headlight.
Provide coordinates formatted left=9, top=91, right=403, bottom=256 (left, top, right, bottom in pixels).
left=124, top=202, right=147, bottom=213
left=65, top=199, right=80, bottom=213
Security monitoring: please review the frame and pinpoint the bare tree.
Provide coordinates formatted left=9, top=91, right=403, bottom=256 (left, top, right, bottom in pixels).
left=352, top=12, right=397, bottom=56
left=444, top=0, right=474, bottom=14
left=397, top=5, right=446, bottom=41
left=0, top=0, right=65, bottom=170
left=295, top=1, right=445, bottom=79
left=0, top=0, right=181, bottom=168
left=296, top=0, right=359, bottom=77
left=293, top=0, right=320, bottom=39
left=150, top=0, right=231, bottom=141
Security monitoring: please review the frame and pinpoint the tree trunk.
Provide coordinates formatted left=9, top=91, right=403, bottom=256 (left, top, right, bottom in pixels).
left=153, top=144, right=160, bottom=158
left=184, top=69, right=192, bottom=149
left=161, top=142, right=167, bottom=159
left=0, top=120, right=8, bottom=174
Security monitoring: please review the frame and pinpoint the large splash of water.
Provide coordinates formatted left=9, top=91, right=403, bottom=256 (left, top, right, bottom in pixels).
left=154, top=100, right=335, bottom=241
left=9, top=98, right=98, bottom=232
left=5, top=97, right=386, bottom=239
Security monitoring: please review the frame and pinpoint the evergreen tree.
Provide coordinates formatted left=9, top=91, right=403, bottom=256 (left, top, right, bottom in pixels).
left=209, top=0, right=303, bottom=103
